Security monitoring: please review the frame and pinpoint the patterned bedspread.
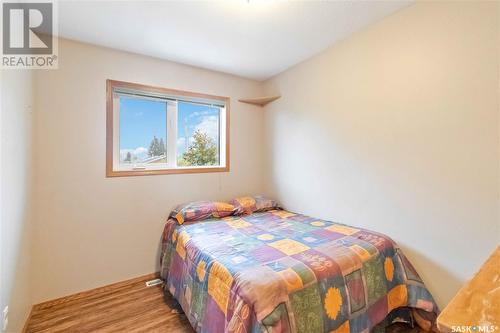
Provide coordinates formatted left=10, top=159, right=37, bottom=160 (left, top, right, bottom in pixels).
left=160, top=209, right=438, bottom=333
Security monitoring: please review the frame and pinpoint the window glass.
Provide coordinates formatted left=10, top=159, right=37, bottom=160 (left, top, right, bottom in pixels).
left=107, top=80, right=228, bottom=176
left=176, top=101, right=220, bottom=167
left=118, top=96, right=167, bottom=169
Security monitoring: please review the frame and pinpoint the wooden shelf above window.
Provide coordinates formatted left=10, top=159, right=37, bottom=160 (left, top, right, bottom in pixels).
left=238, top=95, right=281, bottom=107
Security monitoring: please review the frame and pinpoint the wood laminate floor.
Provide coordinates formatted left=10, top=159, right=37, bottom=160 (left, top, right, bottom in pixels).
left=24, top=274, right=425, bottom=333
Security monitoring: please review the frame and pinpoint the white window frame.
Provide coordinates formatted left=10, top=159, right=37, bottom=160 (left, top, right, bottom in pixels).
left=106, top=80, right=230, bottom=177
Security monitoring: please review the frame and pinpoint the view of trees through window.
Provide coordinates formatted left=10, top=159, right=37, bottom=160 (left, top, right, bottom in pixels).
left=177, top=101, right=220, bottom=167
left=178, top=131, right=218, bottom=166
left=118, top=95, right=220, bottom=169
left=119, top=96, right=167, bottom=166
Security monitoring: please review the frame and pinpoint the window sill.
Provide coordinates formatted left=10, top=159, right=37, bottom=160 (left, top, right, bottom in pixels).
left=106, top=166, right=229, bottom=177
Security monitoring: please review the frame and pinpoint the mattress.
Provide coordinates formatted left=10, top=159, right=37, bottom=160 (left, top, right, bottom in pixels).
left=160, top=209, right=438, bottom=333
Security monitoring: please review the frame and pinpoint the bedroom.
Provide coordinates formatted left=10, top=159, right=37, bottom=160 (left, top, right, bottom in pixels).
left=1, top=0, right=499, bottom=332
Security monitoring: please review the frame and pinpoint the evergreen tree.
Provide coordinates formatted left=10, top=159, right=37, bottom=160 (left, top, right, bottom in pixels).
left=159, top=138, right=166, bottom=155
left=148, top=136, right=156, bottom=157
left=124, top=151, right=132, bottom=162
left=148, top=136, right=165, bottom=157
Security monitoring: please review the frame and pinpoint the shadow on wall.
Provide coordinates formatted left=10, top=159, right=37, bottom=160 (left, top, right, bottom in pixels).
left=398, top=242, right=461, bottom=309
left=1, top=70, right=35, bottom=333
left=155, top=234, right=164, bottom=273
left=3, top=216, right=32, bottom=333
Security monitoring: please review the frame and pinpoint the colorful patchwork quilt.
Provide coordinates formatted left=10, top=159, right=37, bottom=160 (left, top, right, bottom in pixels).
left=160, top=209, right=438, bottom=333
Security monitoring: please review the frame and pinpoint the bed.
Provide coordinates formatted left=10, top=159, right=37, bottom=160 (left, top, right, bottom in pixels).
left=160, top=197, right=438, bottom=333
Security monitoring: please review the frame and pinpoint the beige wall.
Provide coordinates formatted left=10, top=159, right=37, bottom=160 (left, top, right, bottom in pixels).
left=263, top=1, right=499, bottom=308
left=32, top=39, right=266, bottom=303
left=1, top=70, right=34, bottom=332
left=9, top=0, right=500, bottom=317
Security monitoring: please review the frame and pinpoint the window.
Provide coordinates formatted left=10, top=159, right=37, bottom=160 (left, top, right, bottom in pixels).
left=106, top=80, right=229, bottom=177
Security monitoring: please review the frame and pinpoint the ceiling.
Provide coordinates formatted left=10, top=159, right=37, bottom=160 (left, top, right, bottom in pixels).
left=58, top=1, right=413, bottom=81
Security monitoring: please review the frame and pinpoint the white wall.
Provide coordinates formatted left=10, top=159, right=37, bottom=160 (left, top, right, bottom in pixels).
left=1, top=70, right=34, bottom=332
left=32, top=39, right=267, bottom=303
left=263, top=1, right=500, bottom=308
